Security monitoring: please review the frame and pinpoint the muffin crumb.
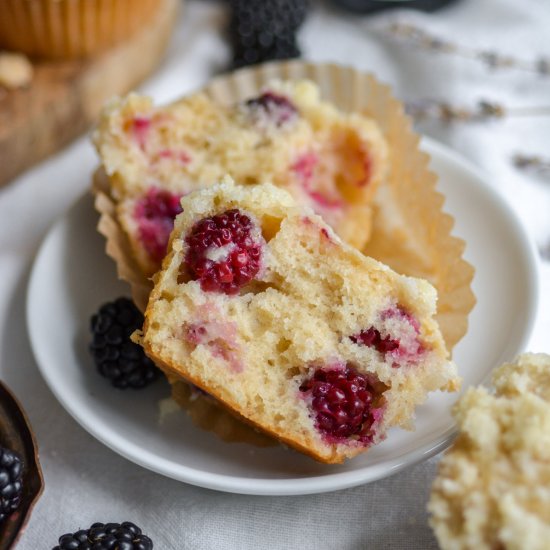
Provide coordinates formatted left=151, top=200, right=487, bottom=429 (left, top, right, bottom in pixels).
left=429, top=353, right=550, bottom=550
left=0, top=52, right=33, bottom=89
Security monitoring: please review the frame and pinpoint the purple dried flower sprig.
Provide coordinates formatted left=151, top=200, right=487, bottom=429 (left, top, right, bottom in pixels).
left=539, top=241, right=550, bottom=261
left=405, top=99, right=550, bottom=123
left=513, top=154, right=550, bottom=175
left=387, top=22, right=550, bottom=75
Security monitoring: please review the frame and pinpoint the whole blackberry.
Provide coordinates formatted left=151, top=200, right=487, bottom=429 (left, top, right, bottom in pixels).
left=53, top=521, right=153, bottom=550
left=228, top=0, right=310, bottom=69
left=0, top=446, right=23, bottom=523
left=89, top=298, right=160, bottom=389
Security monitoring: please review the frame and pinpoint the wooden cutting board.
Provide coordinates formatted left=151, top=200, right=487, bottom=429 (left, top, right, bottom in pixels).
left=0, top=0, right=178, bottom=187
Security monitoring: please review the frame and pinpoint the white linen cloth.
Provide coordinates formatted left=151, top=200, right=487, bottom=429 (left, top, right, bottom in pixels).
left=2, top=0, right=548, bottom=547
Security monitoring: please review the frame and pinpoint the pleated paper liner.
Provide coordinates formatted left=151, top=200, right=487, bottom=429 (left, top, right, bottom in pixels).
left=93, top=61, right=475, bottom=446
left=170, top=379, right=276, bottom=447
left=93, top=168, right=151, bottom=312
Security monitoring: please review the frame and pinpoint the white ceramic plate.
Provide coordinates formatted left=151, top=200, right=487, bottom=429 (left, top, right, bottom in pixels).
left=26, top=137, right=539, bottom=496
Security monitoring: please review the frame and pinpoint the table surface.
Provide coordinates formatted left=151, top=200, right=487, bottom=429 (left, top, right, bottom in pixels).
left=2, top=0, right=549, bottom=548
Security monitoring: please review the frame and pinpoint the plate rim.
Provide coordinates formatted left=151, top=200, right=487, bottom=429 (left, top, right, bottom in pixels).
left=25, top=136, right=540, bottom=496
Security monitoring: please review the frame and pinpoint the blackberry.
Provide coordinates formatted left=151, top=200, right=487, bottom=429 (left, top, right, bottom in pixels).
left=184, top=209, right=263, bottom=294
left=134, top=188, right=183, bottom=264
left=0, top=446, right=23, bottom=523
left=299, top=365, right=386, bottom=443
left=350, top=327, right=399, bottom=354
left=228, top=0, right=310, bottom=69
left=53, top=521, right=153, bottom=550
left=89, top=298, right=160, bottom=389
left=245, top=92, right=298, bottom=127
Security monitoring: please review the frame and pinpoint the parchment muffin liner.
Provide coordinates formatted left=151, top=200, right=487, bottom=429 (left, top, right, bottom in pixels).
left=93, top=61, right=476, bottom=446
left=170, top=380, right=276, bottom=447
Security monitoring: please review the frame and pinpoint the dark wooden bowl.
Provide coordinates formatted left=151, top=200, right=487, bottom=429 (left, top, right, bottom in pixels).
left=0, top=382, right=44, bottom=549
